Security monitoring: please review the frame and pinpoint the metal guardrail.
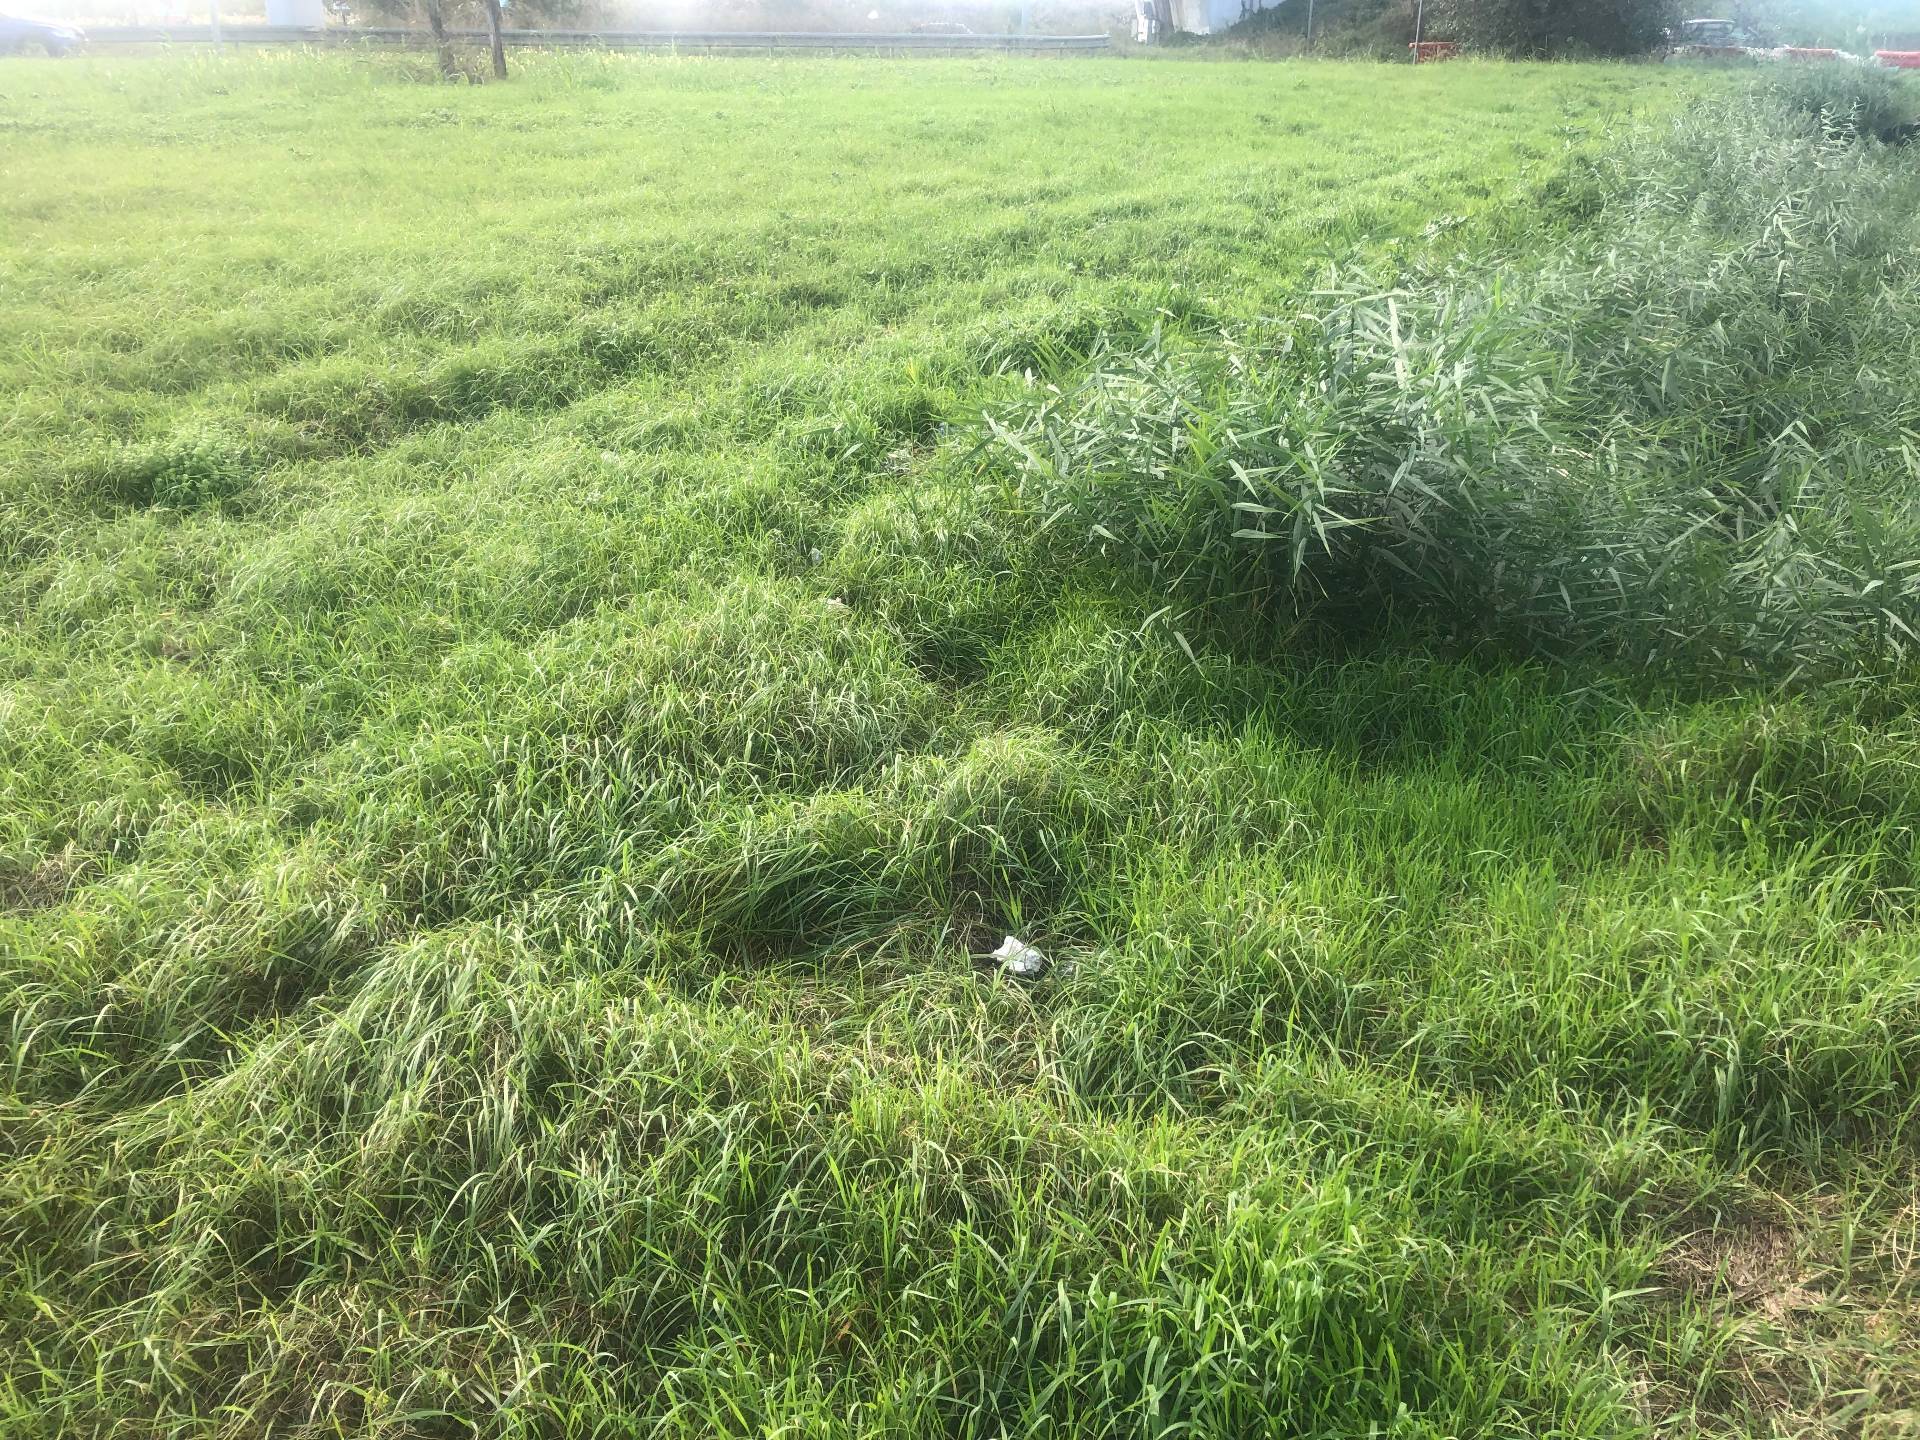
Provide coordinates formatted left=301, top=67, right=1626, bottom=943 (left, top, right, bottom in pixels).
left=80, top=25, right=1112, bottom=52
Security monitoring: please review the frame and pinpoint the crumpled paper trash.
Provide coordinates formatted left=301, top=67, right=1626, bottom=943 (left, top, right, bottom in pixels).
left=990, top=935, right=1047, bottom=979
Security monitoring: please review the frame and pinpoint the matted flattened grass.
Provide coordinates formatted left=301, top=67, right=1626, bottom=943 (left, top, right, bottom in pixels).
left=2, top=51, right=1914, bottom=1438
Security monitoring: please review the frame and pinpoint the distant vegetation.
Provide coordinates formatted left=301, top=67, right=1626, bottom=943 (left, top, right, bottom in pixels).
left=3, top=49, right=1919, bottom=1440
left=1423, top=0, right=1674, bottom=55
left=337, top=0, right=1127, bottom=34
left=1218, top=0, right=1920, bottom=55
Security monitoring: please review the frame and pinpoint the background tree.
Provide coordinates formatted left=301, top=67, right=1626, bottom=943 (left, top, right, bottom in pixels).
left=1425, top=0, right=1677, bottom=54
left=421, top=0, right=458, bottom=76
left=410, top=0, right=511, bottom=78
left=483, top=0, right=506, bottom=77
left=1736, top=0, right=1920, bottom=47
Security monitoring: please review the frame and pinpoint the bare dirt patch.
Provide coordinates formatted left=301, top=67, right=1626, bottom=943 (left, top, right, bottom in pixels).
left=0, top=853, right=77, bottom=916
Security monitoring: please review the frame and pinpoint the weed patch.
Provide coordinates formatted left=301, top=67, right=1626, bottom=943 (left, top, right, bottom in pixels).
left=983, top=77, right=1920, bottom=678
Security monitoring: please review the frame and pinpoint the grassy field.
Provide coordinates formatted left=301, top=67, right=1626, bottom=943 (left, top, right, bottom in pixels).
left=4, top=50, right=1919, bottom=1438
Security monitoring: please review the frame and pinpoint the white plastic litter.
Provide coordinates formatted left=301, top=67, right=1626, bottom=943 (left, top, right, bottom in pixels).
left=808, top=547, right=823, bottom=566
left=991, top=935, right=1048, bottom=979
left=821, top=597, right=849, bottom=614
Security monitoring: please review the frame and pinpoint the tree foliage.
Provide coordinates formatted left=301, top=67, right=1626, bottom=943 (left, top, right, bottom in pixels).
left=1737, top=0, right=1920, bottom=48
left=1425, top=0, right=1677, bottom=55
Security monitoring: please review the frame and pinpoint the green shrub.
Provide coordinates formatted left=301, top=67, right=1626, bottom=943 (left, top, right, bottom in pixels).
left=1425, top=0, right=1677, bottom=55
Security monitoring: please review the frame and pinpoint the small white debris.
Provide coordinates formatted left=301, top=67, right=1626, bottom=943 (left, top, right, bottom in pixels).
left=821, top=597, right=849, bottom=614
left=991, top=935, right=1047, bottom=979
left=808, top=547, right=823, bottom=566
left=599, top=449, right=619, bottom=464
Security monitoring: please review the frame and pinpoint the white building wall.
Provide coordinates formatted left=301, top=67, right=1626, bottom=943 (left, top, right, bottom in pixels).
left=1169, top=0, right=1283, bottom=36
left=265, top=0, right=327, bottom=24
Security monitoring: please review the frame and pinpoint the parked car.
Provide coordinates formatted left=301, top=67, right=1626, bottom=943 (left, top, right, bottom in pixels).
left=0, top=13, right=83, bottom=54
left=1665, top=15, right=1768, bottom=58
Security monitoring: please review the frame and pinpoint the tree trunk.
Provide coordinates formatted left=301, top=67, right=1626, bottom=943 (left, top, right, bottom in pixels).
left=423, top=0, right=457, bottom=80
left=483, top=0, right=507, bottom=79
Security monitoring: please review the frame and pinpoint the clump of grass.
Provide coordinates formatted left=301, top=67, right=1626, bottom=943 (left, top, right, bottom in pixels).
left=982, top=74, right=1920, bottom=678
left=79, top=417, right=295, bottom=510
left=1759, top=60, right=1917, bottom=143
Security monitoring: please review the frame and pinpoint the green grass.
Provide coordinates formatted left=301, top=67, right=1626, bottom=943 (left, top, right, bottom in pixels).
left=3, top=50, right=1918, bottom=1438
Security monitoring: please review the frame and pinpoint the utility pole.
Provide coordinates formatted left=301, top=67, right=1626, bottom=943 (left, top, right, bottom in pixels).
left=210, top=0, right=222, bottom=49
left=1306, top=0, right=1313, bottom=49
left=1413, top=0, right=1424, bottom=48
